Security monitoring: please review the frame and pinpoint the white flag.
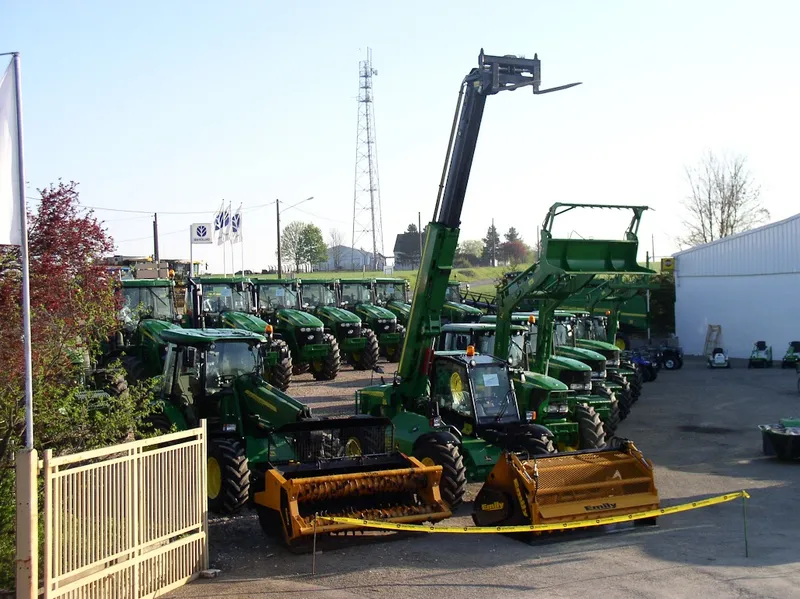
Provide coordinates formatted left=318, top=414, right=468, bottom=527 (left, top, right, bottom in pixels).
left=231, top=204, right=242, bottom=244
left=220, top=202, right=232, bottom=243
left=0, top=58, right=22, bottom=246
left=214, top=200, right=225, bottom=245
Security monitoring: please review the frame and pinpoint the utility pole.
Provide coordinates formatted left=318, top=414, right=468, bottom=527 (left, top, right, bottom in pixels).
left=491, top=218, right=496, bottom=267
left=418, top=211, right=422, bottom=268
left=153, top=213, right=160, bottom=264
left=276, top=199, right=282, bottom=278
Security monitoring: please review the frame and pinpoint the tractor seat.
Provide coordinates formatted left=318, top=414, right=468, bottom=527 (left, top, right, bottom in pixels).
left=712, top=348, right=724, bottom=355
left=755, top=341, right=767, bottom=351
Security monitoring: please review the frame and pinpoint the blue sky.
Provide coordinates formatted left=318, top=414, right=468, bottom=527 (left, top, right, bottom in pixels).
left=2, top=1, right=798, bottom=272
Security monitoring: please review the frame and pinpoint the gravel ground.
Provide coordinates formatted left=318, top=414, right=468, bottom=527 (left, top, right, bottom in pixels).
left=169, top=357, right=800, bottom=598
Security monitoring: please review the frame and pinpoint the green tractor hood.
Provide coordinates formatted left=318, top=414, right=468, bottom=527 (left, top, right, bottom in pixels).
left=315, top=305, right=361, bottom=324
left=555, top=345, right=607, bottom=364
left=220, top=311, right=272, bottom=334
left=444, top=301, right=483, bottom=317
left=356, top=303, right=396, bottom=321
left=138, top=318, right=180, bottom=344
left=275, top=308, right=324, bottom=328
left=548, top=355, right=592, bottom=372
left=519, top=370, right=569, bottom=392
left=388, top=300, right=411, bottom=318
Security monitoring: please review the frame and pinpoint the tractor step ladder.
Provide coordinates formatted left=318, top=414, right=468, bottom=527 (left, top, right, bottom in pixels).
left=703, top=325, right=722, bottom=357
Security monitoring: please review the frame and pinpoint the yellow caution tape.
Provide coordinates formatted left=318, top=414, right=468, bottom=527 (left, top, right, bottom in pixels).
left=314, top=490, right=750, bottom=534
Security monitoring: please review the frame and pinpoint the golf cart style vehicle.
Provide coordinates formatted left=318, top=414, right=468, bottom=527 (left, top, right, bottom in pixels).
left=708, top=347, right=731, bottom=368
left=782, top=342, right=800, bottom=368
left=748, top=341, right=773, bottom=368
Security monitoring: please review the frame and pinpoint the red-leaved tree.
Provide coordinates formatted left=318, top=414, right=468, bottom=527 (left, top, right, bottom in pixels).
left=0, top=181, right=151, bottom=589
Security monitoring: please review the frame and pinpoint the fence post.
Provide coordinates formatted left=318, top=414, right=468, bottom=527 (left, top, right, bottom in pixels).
left=15, top=449, right=38, bottom=599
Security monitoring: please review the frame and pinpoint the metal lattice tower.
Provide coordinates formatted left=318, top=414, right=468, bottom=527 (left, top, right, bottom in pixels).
left=351, top=47, right=384, bottom=270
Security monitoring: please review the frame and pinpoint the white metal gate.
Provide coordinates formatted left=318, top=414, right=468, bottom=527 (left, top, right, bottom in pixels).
left=40, top=424, right=208, bottom=598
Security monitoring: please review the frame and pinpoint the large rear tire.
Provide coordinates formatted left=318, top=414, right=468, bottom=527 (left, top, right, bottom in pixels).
left=576, top=404, right=606, bottom=449
left=267, top=339, right=293, bottom=391
left=518, top=434, right=556, bottom=456
left=311, top=334, right=340, bottom=381
left=207, top=438, right=250, bottom=515
left=412, top=438, right=467, bottom=509
left=605, top=397, right=621, bottom=437
left=352, top=328, right=379, bottom=371
left=121, top=355, right=146, bottom=383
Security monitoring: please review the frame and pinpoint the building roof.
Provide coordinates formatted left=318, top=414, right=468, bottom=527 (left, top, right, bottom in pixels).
left=674, top=213, right=800, bottom=257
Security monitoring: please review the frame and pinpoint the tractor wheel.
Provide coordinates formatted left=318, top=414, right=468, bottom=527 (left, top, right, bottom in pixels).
left=412, top=438, right=467, bottom=509
left=664, top=358, right=678, bottom=370
left=518, top=434, right=556, bottom=456
left=604, top=397, right=621, bottom=437
left=617, top=391, right=632, bottom=421
left=384, top=325, right=405, bottom=363
left=144, top=411, right=174, bottom=435
left=267, top=339, right=293, bottom=391
left=576, top=404, right=606, bottom=449
left=352, top=328, right=380, bottom=371
left=121, top=355, right=146, bottom=383
left=311, top=334, right=341, bottom=381
left=292, top=363, right=310, bottom=375
left=342, top=426, right=385, bottom=456
left=207, top=438, right=250, bottom=515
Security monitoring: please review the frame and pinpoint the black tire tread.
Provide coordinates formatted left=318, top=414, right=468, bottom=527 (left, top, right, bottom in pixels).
left=353, top=328, right=379, bottom=371
left=208, top=438, right=250, bottom=515
left=412, top=439, right=467, bottom=509
left=267, top=339, right=293, bottom=391
left=384, top=324, right=405, bottom=363
left=576, top=404, right=606, bottom=449
left=312, top=334, right=340, bottom=381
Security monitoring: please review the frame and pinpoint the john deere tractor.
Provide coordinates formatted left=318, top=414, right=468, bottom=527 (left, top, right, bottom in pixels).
left=252, top=278, right=340, bottom=382
left=356, top=51, right=660, bottom=530
left=299, top=279, right=379, bottom=371
left=111, top=278, right=182, bottom=381
left=338, top=279, right=406, bottom=362
left=373, top=277, right=412, bottom=327
left=442, top=281, right=483, bottom=323
left=435, top=322, right=605, bottom=450
left=183, top=276, right=296, bottom=389
left=150, top=327, right=451, bottom=548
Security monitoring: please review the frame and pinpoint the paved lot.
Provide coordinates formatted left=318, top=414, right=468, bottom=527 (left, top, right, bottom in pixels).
left=170, top=358, right=800, bottom=598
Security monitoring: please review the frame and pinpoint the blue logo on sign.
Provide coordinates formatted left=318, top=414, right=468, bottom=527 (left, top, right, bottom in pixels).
left=231, top=214, right=240, bottom=233
left=196, top=225, right=207, bottom=237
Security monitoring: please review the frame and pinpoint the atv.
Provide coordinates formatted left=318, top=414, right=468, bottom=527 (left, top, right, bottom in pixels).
left=781, top=341, right=800, bottom=369
left=707, top=347, right=731, bottom=369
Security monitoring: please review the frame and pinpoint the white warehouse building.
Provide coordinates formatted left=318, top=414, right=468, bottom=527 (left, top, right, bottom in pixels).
left=674, top=213, right=800, bottom=359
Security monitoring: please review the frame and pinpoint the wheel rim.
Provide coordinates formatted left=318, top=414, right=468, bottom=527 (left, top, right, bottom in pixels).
left=420, top=457, right=435, bottom=467
left=207, top=457, right=222, bottom=500
left=615, top=338, right=626, bottom=350
left=666, top=359, right=675, bottom=369
left=344, top=437, right=363, bottom=456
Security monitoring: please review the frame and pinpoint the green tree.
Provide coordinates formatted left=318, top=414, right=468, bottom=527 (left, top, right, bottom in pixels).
left=481, top=224, right=501, bottom=266
left=458, top=239, right=484, bottom=259
left=406, top=223, right=418, bottom=233
left=280, top=221, right=306, bottom=271
left=300, top=224, right=328, bottom=270
left=504, top=227, right=521, bottom=243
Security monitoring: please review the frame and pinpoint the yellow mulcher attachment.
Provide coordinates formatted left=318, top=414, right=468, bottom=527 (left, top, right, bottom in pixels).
left=253, top=416, right=451, bottom=549
left=473, top=440, right=659, bottom=530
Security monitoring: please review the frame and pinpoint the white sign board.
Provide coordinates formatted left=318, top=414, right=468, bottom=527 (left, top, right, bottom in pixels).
left=191, top=223, right=213, bottom=244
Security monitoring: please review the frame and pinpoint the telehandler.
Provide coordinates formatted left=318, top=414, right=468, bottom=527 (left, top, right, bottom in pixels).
left=355, top=50, right=659, bottom=526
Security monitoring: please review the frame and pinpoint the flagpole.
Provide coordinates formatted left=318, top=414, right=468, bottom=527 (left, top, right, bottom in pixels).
left=10, top=53, right=33, bottom=450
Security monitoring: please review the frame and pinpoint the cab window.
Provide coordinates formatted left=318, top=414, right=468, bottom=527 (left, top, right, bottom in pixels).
left=431, top=361, right=473, bottom=419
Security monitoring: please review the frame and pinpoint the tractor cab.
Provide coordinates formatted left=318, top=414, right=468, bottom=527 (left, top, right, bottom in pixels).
left=442, top=281, right=483, bottom=324
left=430, top=352, right=527, bottom=433
left=300, top=280, right=339, bottom=308
left=186, top=276, right=256, bottom=328
left=373, top=278, right=412, bottom=325
left=256, top=279, right=302, bottom=313
left=120, top=279, right=177, bottom=333
left=437, top=322, right=528, bottom=369
left=157, top=328, right=272, bottom=432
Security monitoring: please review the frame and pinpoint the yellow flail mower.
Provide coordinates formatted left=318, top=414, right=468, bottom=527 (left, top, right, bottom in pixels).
left=251, top=416, right=451, bottom=549
left=473, top=439, right=660, bottom=531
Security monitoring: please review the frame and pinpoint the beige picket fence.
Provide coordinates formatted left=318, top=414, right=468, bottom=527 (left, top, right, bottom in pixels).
left=19, top=423, right=209, bottom=599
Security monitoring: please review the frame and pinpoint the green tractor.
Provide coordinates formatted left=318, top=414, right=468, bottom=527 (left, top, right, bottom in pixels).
left=183, top=276, right=296, bottom=389
left=113, top=278, right=183, bottom=381
left=338, top=279, right=407, bottom=363
left=781, top=342, right=800, bottom=368
left=443, top=281, right=483, bottom=323
left=435, top=322, right=606, bottom=450
left=373, top=277, right=412, bottom=327
left=149, top=327, right=451, bottom=547
left=251, top=278, right=340, bottom=382
left=299, top=279, right=379, bottom=371
left=479, top=313, right=622, bottom=434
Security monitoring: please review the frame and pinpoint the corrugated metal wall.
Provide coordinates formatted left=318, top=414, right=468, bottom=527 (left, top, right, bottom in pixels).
left=675, top=273, right=799, bottom=359
left=676, top=215, right=800, bottom=277
left=675, top=214, right=800, bottom=358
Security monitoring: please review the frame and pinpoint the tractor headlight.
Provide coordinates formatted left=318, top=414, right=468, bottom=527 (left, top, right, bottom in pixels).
left=222, top=424, right=236, bottom=433
left=525, top=411, right=535, bottom=422
left=300, top=327, right=310, bottom=332
left=569, top=383, right=591, bottom=391
left=606, top=359, right=620, bottom=367
left=591, top=370, right=606, bottom=379
left=546, top=403, right=570, bottom=414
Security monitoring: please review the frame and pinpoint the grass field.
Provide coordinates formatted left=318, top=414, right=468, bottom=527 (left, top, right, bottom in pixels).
left=216, top=260, right=660, bottom=296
